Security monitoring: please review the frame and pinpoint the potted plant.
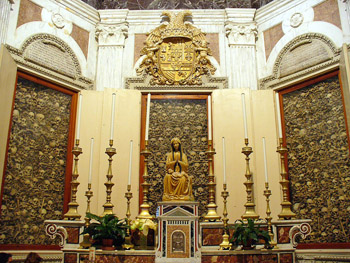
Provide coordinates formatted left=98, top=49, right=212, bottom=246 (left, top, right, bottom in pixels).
left=230, top=218, right=270, bottom=250
left=81, top=213, right=128, bottom=250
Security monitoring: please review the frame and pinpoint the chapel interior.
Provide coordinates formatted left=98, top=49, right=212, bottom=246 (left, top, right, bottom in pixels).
left=0, top=0, right=350, bottom=262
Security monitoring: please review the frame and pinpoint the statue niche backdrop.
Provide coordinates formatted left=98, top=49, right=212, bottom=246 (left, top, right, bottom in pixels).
left=146, top=97, right=209, bottom=217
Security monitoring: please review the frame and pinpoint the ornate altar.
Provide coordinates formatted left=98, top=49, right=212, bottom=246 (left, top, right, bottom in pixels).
left=156, top=202, right=201, bottom=263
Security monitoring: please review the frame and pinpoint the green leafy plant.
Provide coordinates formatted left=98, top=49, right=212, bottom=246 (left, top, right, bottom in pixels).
left=230, top=218, right=271, bottom=249
left=81, top=213, right=128, bottom=247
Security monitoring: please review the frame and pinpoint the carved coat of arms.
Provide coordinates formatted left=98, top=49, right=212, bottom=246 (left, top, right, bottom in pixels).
left=137, top=11, right=216, bottom=85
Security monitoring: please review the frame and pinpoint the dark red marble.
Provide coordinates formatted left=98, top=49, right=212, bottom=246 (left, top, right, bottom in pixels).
left=279, top=253, right=293, bottom=263
left=202, top=228, right=223, bottom=246
left=66, top=227, right=80, bottom=244
left=277, top=226, right=292, bottom=244
left=64, top=253, right=77, bottom=263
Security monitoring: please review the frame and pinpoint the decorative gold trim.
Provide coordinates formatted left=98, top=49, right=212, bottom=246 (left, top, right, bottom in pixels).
left=136, top=11, right=216, bottom=85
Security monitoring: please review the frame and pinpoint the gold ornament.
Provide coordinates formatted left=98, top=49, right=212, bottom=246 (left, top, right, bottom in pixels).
left=136, top=11, right=215, bottom=85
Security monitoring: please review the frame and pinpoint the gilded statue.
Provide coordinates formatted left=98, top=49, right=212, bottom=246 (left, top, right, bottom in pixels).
left=163, top=138, right=194, bottom=201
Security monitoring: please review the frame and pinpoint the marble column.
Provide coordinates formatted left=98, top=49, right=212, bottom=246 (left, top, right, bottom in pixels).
left=95, top=10, right=128, bottom=90
left=0, top=0, right=13, bottom=45
left=225, top=9, right=258, bottom=90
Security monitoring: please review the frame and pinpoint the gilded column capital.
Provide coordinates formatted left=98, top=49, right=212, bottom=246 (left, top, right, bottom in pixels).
left=225, top=22, right=257, bottom=46
left=95, top=22, right=129, bottom=46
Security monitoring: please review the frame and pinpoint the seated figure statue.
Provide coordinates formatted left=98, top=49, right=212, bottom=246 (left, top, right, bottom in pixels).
left=163, top=138, right=194, bottom=201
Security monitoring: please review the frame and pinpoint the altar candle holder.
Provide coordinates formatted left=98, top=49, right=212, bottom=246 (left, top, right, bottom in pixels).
left=123, top=184, right=134, bottom=250
left=263, top=182, right=277, bottom=249
left=79, top=183, right=93, bottom=249
left=137, top=140, right=154, bottom=219
left=241, top=138, right=259, bottom=220
left=219, top=183, right=232, bottom=250
left=276, top=138, right=296, bottom=219
left=203, top=140, right=221, bottom=222
left=102, top=139, right=116, bottom=215
left=64, top=139, right=82, bottom=220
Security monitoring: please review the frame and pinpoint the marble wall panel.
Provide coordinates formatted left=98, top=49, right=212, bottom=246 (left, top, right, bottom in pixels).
left=80, top=254, right=155, bottom=263
left=0, top=76, right=72, bottom=245
left=313, top=0, right=341, bottom=30
left=71, top=24, right=90, bottom=59
left=263, top=23, right=283, bottom=62
left=17, top=0, right=42, bottom=28
left=66, top=227, right=80, bottom=244
left=82, top=0, right=274, bottom=10
left=283, top=74, right=350, bottom=243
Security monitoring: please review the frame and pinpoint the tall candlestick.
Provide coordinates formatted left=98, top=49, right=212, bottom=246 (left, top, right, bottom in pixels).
left=241, top=93, right=248, bottom=139
left=275, top=93, right=283, bottom=139
left=76, top=94, right=83, bottom=140
left=262, top=137, right=268, bottom=183
left=145, top=93, right=151, bottom=141
left=88, top=138, right=94, bottom=184
left=110, top=93, right=116, bottom=140
left=128, top=140, right=133, bottom=185
left=208, top=95, right=212, bottom=140
left=222, top=137, right=226, bottom=184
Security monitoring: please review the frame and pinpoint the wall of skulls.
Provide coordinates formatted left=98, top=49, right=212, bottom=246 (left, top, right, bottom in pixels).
left=283, top=75, right=350, bottom=243
left=0, top=77, right=71, bottom=245
left=147, top=98, right=209, bottom=217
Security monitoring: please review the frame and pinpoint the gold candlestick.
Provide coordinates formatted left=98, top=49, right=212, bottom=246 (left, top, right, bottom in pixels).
left=102, top=139, right=116, bottom=215
left=64, top=139, right=82, bottom=220
left=137, top=140, right=154, bottom=219
left=123, top=184, right=134, bottom=250
left=80, top=183, right=93, bottom=249
left=263, top=182, right=277, bottom=249
left=276, top=138, right=296, bottom=219
left=203, top=140, right=221, bottom=221
left=241, top=138, right=259, bottom=220
left=219, top=183, right=232, bottom=250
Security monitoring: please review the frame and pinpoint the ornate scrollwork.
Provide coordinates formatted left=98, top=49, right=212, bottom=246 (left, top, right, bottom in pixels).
left=136, top=11, right=215, bottom=85
left=289, top=223, right=311, bottom=247
left=45, top=224, right=68, bottom=247
left=225, top=22, right=257, bottom=45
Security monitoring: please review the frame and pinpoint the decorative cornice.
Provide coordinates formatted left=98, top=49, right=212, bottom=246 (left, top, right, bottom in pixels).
left=225, top=8, right=256, bottom=23
left=5, top=37, right=93, bottom=90
left=259, top=33, right=342, bottom=90
left=125, top=74, right=227, bottom=91
left=21, top=33, right=82, bottom=75
left=95, top=22, right=129, bottom=46
left=225, top=22, right=257, bottom=45
left=54, top=0, right=99, bottom=25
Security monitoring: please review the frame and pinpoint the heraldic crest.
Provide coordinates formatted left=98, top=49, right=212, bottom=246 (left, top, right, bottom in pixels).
left=136, top=10, right=216, bottom=85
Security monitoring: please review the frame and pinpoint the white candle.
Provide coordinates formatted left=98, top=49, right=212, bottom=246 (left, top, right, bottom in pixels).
left=275, top=93, right=283, bottom=138
left=262, top=137, right=268, bottom=183
left=88, top=138, right=94, bottom=184
left=222, top=137, right=226, bottom=184
left=208, top=95, right=212, bottom=140
left=241, top=93, right=248, bottom=139
left=128, top=140, right=133, bottom=185
left=76, top=93, right=83, bottom=140
left=145, top=93, right=151, bottom=141
left=110, top=93, right=116, bottom=140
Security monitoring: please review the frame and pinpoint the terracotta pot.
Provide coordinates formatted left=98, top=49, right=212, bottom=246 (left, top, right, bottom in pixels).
left=101, top=239, right=115, bottom=250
